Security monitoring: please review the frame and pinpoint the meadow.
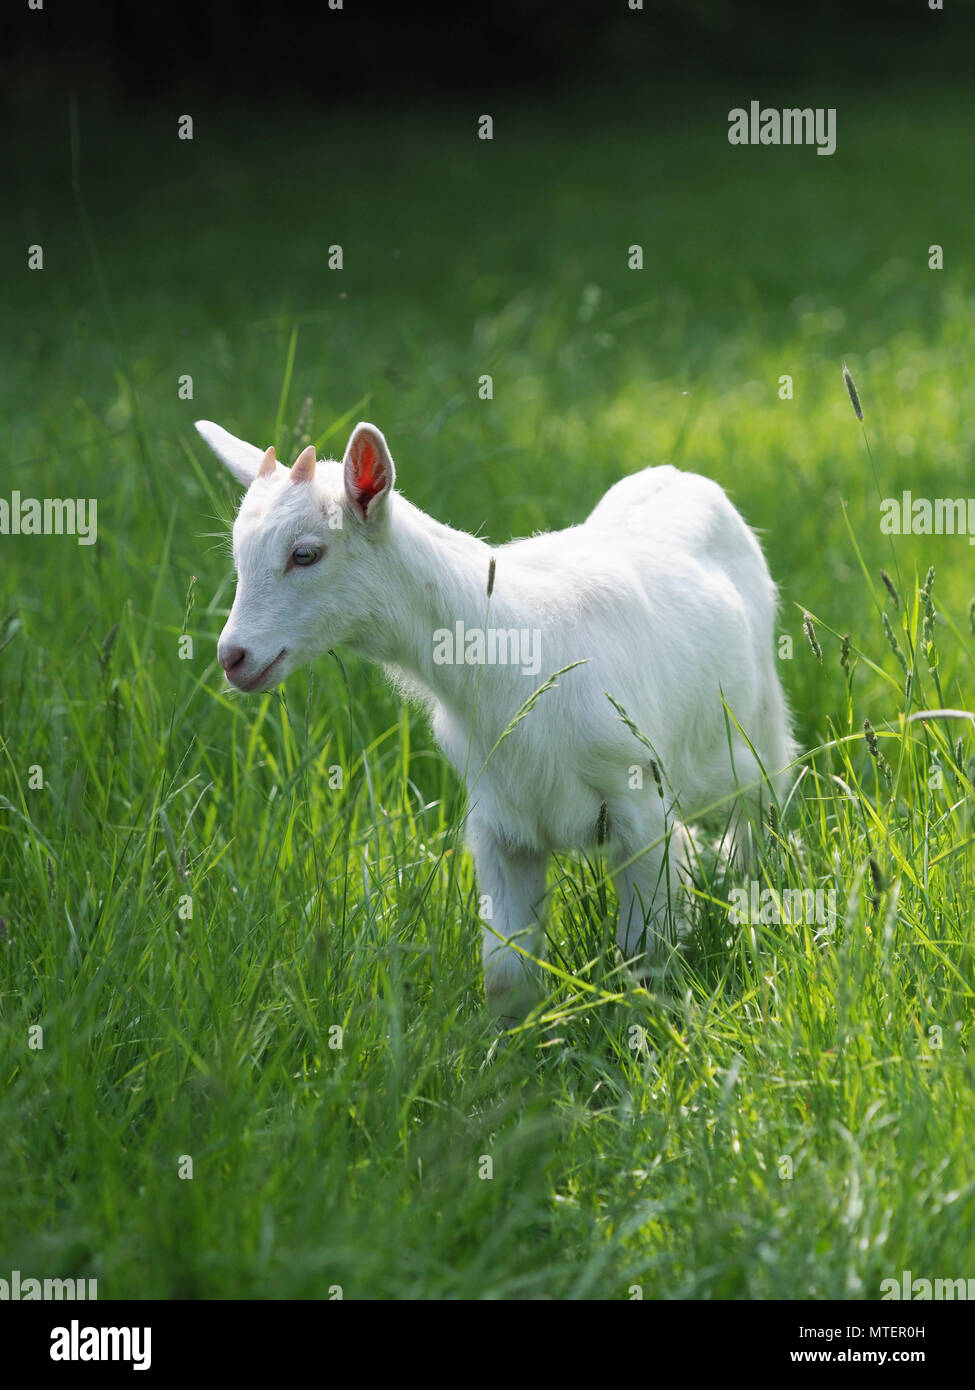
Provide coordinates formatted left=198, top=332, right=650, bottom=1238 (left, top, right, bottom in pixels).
left=1, top=81, right=974, bottom=1298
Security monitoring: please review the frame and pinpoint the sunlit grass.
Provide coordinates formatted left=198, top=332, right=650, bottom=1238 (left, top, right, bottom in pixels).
left=1, top=86, right=974, bottom=1297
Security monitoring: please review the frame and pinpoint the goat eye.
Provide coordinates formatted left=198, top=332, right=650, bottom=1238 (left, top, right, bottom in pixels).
left=291, top=545, right=322, bottom=568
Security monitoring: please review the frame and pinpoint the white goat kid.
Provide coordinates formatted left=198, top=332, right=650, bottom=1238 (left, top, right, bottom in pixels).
left=198, top=419, right=794, bottom=1017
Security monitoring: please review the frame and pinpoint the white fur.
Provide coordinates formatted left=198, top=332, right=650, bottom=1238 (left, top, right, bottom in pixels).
left=198, top=419, right=795, bottom=1015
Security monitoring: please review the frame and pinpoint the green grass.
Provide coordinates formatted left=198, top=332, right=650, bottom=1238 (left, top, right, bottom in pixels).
left=2, top=82, right=974, bottom=1298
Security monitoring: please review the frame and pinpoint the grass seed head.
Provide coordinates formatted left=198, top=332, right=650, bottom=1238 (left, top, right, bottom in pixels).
left=863, top=717, right=893, bottom=787
left=840, top=632, right=852, bottom=677
left=880, top=569, right=900, bottom=609
left=802, top=611, right=823, bottom=663
left=920, top=567, right=937, bottom=670
left=842, top=364, right=864, bottom=420
left=292, top=395, right=313, bottom=444
left=882, top=611, right=908, bottom=673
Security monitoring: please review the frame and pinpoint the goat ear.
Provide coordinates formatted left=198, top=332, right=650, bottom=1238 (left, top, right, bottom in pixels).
left=343, top=423, right=395, bottom=520
left=195, top=421, right=266, bottom=486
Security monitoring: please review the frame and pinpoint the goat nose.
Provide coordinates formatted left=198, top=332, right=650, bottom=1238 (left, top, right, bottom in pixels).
left=219, top=644, right=247, bottom=673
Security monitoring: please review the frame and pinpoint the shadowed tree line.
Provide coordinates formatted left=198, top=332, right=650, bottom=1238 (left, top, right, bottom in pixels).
left=3, top=0, right=969, bottom=113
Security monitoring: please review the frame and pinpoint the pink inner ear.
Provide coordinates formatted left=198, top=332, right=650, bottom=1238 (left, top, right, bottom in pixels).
left=351, top=437, right=386, bottom=511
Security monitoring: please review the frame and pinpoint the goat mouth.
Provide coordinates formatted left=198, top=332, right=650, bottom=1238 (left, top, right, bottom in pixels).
left=230, top=647, right=288, bottom=693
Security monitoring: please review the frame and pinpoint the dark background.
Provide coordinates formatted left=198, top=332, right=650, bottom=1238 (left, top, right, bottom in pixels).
left=3, top=0, right=970, bottom=111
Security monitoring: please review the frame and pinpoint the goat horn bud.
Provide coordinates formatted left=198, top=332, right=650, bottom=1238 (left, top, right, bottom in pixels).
left=291, top=444, right=316, bottom=482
